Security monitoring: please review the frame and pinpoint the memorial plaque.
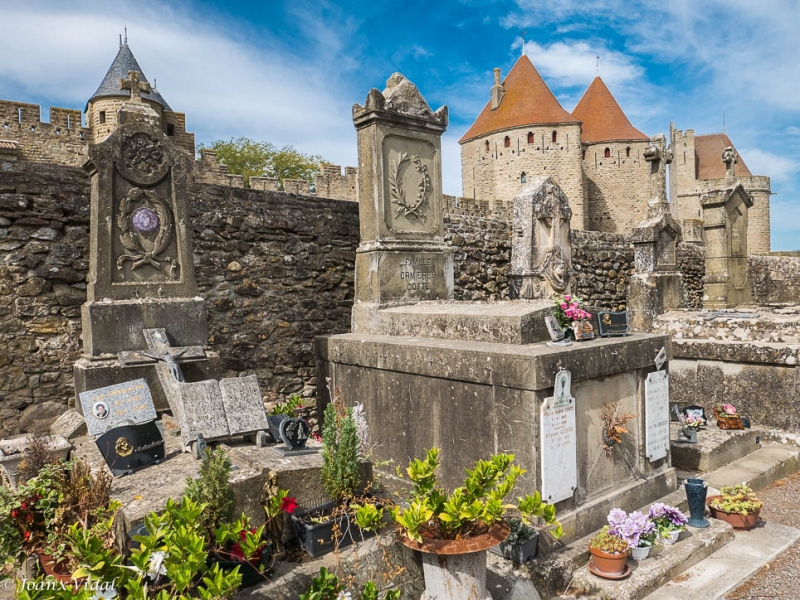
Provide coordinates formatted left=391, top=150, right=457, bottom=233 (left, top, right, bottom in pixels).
left=79, top=379, right=157, bottom=437
left=545, top=315, right=565, bottom=342
left=654, top=347, right=667, bottom=370
left=279, top=418, right=310, bottom=450
left=540, top=370, right=577, bottom=504
left=645, top=370, right=670, bottom=462
left=598, top=311, right=629, bottom=337
left=681, top=404, right=707, bottom=426
left=96, top=421, right=165, bottom=476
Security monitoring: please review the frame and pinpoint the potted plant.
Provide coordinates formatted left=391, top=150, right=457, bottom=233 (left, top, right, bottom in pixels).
left=707, top=484, right=762, bottom=530
left=489, top=517, right=539, bottom=564
left=588, top=527, right=629, bottom=579
left=212, top=515, right=271, bottom=588
left=607, top=508, right=656, bottom=560
left=292, top=399, right=365, bottom=557
left=713, top=403, right=744, bottom=430
left=391, top=448, right=561, bottom=600
left=649, top=502, right=688, bottom=544
left=299, top=566, right=401, bottom=600
left=552, top=293, right=592, bottom=341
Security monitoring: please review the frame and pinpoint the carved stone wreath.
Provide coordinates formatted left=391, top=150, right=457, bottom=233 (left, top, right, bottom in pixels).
left=116, top=187, right=176, bottom=276
left=121, top=132, right=165, bottom=176
left=389, top=152, right=431, bottom=221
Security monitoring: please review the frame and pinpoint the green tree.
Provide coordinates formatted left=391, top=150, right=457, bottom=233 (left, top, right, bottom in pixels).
left=199, top=137, right=325, bottom=188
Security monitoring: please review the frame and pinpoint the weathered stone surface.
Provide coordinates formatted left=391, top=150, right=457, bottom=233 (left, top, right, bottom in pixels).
left=19, top=400, right=66, bottom=432
left=670, top=422, right=761, bottom=471
left=49, top=408, right=87, bottom=439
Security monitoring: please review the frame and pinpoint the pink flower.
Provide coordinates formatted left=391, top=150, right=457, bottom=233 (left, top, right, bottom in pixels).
left=564, top=295, right=571, bottom=302
left=722, top=404, right=736, bottom=415
left=560, top=303, right=567, bottom=309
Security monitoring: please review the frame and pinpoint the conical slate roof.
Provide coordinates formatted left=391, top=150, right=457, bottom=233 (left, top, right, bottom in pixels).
left=87, top=43, right=171, bottom=110
left=459, top=55, right=579, bottom=144
left=695, top=134, right=752, bottom=179
left=571, top=77, right=648, bottom=143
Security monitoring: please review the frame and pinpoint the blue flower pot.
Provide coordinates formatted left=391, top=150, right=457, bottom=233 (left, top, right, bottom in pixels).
left=684, top=478, right=710, bottom=528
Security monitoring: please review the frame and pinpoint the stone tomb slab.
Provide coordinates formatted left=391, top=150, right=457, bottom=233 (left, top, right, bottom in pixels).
left=79, top=378, right=157, bottom=437
left=352, top=299, right=553, bottom=344
left=318, top=331, right=674, bottom=543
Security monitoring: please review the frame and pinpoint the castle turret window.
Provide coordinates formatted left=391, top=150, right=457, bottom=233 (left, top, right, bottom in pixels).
left=521, top=172, right=527, bottom=184
left=604, top=147, right=611, bottom=158
left=485, top=140, right=489, bottom=152
left=99, top=111, right=106, bottom=125
left=504, top=136, right=511, bottom=148
left=527, top=132, right=534, bottom=144
left=626, top=147, right=631, bottom=157
left=552, top=130, right=557, bottom=143
left=167, top=123, right=175, bottom=136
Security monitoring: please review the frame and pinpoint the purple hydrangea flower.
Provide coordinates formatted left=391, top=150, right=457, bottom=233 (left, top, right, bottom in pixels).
left=607, top=509, right=655, bottom=548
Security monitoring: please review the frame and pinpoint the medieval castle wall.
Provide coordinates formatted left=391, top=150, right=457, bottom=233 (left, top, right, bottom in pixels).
left=460, top=123, right=586, bottom=228
left=583, top=139, right=651, bottom=233
left=0, top=101, right=90, bottom=166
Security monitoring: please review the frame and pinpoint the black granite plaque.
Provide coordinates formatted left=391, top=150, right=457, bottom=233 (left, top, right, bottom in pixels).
left=279, top=418, right=310, bottom=450
left=598, top=311, right=629, bottom=337
left=268, top=415, right=288, bottom=444
left=96, top=421, right=165, bottom=476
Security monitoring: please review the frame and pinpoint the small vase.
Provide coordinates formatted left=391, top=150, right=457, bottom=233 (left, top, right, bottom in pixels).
left=684, top=478, right=710, bottom=528
left=630, top=546, right=650, bottom=560
left=662, top=530, right=681, bottom=545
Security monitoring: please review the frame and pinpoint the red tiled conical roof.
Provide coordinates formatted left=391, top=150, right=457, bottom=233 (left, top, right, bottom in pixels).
left=459, top=55, right=579, bottom=144
left=694, top=134, right=752, bottom=179
left=571, top=77, right=648, bottom=143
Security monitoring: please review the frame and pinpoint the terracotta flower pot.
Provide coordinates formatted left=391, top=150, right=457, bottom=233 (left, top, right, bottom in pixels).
left=39, top=553, right=78, bottom=585
left=399, top=521, right=509, bottom=600
left=706, top=496, right=761, bottom=530
left=588, top=545, right=629, bottom=578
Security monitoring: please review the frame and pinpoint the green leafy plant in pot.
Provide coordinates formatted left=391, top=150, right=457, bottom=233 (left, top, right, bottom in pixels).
left=707, top=484, right=763, bottom=530
left=391, top=448, right=561, bottom=600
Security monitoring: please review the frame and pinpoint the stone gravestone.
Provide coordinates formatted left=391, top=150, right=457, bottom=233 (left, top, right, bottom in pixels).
left=509, top=176, right=574, bottom=300
left=351, top=73, right=452, bottom=311
left=628, top=134, right=685, bottom=332
left=74, top=83, right=217, bottom=410
left=645, top=370, right=670, bottom=462
left=701, top=183, right=754, bottom=308
left=78, top=378, right=157, bottom=437
left=540, top=369, right=577, bottom=503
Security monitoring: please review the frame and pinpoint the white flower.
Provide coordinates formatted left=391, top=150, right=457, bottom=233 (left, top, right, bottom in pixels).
left=92, top=587, right=118, bottom=600
left=148, top=550, right=168, bottom=579
left=336, top=592, right=352, bottom=600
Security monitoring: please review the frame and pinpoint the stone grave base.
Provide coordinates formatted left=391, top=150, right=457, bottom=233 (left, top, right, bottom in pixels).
left=628, top=272, right=684, bottom=332
left=317, top=331, right=674, bottom=544
left=669, top=422, right=762, bottom=472
left=351, top=299, right=553, bottom=344
left=74, top=353, right=221, bottom=413
left=70, top=429, right=369, bottom=531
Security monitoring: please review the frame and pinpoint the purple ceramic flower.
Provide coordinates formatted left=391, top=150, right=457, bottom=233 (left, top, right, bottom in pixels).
left=132, top=207, right=160, bottom=234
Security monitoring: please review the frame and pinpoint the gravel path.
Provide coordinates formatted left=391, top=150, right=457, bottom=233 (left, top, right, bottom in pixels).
left=726, top=470, right=800, bottom=599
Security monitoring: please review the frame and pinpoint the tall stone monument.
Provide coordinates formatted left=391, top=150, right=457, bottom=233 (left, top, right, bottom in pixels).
left=74, top=81, right=215, bottom=410
left=628, top=135, right=685, bottom=331
left=509, top=176, right=574, bottom=300
left=351, top=73, right=453, bottom=307
left=702, top=183, right=754, bottom=308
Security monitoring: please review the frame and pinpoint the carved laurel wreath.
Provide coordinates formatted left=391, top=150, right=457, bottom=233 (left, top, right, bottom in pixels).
left=116, top=187, right=175, bottom=274
left=389, top=152, right=430, bottom=220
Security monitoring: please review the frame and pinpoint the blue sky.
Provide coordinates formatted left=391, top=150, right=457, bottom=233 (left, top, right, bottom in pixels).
left=1, top=0, right=798, bottom=250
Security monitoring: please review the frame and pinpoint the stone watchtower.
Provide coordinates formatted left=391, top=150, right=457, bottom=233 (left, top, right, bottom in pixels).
left=572, top=77, right=651, bottom=234
left=85, top=35, right=195, bottom=155
left=459, top=56, right=585, bottom=228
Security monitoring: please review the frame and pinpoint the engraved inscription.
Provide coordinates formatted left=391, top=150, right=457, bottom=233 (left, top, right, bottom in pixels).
left=399, top=256, right=437, bottom=291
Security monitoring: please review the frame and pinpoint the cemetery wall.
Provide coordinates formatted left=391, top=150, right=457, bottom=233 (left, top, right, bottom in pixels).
left=571, top=230, right=633, bottom=310
left=678, top=242, right=705, bottom=309
left=749, top=253, right=800, bottom=305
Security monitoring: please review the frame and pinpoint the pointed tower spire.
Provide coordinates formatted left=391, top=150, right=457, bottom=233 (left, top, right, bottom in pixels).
left=87, top=41, right=171, bottom=110
left=572, top=76, right=647, bottom=143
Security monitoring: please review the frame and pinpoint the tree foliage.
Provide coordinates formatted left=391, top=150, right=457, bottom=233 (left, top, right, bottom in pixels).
left=199, top=137, right=325, bottom=187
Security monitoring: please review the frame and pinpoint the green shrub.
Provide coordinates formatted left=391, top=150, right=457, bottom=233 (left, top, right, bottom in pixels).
left=185, top=447, right=236, bottom=531
left=321, top=402, right=361, bottom=503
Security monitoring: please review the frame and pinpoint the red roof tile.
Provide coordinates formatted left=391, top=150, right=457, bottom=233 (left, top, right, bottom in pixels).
left=695, top=134, right=751, bottom=179
left=459, top=55, right=578, bottom=144
left=571, top=77, right=648, bottom=143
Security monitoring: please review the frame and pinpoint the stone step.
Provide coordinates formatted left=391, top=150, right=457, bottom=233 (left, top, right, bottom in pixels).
left=701, top=443, right=800, bottom=492
left=564, top=519, right=734, bottom=600
left=644, top=521, right=800, bottom=600
left=670, top=423, right=763, bottom=472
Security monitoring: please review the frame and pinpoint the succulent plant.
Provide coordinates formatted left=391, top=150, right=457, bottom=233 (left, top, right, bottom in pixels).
left=589, top=526, right=629, bottom=554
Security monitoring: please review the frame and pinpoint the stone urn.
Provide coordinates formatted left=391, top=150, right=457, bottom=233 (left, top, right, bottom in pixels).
left=399, top=521, right=510, bottom=600
left=0, top=434, right=72, bottom=489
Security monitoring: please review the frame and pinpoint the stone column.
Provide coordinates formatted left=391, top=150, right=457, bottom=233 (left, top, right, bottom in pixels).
left=701, top=184, right=754, bottom=308
left=508, top=176, right=574, bottom=299
left=351, top=73, right=453, bottom=307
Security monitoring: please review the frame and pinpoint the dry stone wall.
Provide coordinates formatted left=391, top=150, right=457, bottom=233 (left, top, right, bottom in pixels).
left=571, top=230, right=633, bottom=310
left=678, top=242, right=705, bottom=309
left=750, top=253, right=800, bottom=305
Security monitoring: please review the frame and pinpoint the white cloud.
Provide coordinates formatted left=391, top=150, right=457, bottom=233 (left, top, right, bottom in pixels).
left=521, top=40, right=643, bottom=89
left=741, top=148, right=800, bottom=183
left=786, top=126, right=800, bottom=136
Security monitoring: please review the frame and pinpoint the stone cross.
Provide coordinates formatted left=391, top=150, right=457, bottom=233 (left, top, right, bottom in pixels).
left=643, top=134, right=672, bottom=205
left=722, top=146, right=738, bottom=178
left=120, top=70, right=151, bottom=103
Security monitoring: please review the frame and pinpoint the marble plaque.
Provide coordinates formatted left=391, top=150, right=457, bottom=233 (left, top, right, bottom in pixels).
left=598, top=311, right=629, bottom=337
left=79, top=378, right=157, bottom=437
left=540, top=370, right=577, bottom=504
left=645, top=370, right=670, bottom=462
